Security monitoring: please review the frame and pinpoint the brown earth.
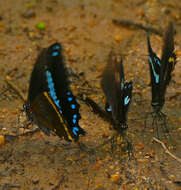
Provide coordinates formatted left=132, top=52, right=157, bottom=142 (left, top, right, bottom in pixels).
left=0, top=0, right=181, bottom=190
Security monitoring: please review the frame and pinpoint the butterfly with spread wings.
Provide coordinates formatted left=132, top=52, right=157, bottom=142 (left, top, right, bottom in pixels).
left=24, top=43, right=86, bottom=142
left=146, top=22, right=177, bottom=133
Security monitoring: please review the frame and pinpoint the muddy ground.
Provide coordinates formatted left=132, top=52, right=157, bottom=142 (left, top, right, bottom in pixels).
left=0, top=0, right=181, bottom=190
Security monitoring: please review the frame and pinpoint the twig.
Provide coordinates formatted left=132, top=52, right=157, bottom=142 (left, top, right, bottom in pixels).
left=152, top=137, right=181, bottom=164
left=3, top=183, right=21, bottom=189
left=112, top=19, right=162, bottom=36
left=5, top=77, right=26, bottom=102
left=4, top=129, right=41, bottom=143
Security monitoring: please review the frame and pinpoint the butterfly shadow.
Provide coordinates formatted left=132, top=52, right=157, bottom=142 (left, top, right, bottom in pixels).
left=79, top=95, right=135, bottom=160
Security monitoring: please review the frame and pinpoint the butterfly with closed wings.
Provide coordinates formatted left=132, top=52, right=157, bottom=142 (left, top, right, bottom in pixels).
left=101, top=53, right=133, bottom=132
left=24, top=43, right=86, bottom=143
left=145, top=22, right=177, bottom=134
left=82, top=52, right=133, bottom=154
left=101, top=53, right=133, bottom=154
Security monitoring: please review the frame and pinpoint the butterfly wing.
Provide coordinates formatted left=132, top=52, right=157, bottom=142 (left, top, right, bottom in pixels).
left=27, top=48, right=48, bottom=103
left=120, top=81, right=133, bottom=128
left=160, top=22, right=177, bottom=103
left=30, top=93, right=71, bottom=140
left=101, top=52, right=132, bottom=131
left=26, top=48, right=52, bottom=135
left=101, top=52, right=122, bottom=125
left=26, top=43, right=85, bottom=141
left=45, top=43, right=86, bottom=140
left=147, top=34, right=162, bottom=110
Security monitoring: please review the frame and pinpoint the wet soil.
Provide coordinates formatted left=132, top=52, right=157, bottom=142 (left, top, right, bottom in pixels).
left=0, top=0, right=181, bottom=190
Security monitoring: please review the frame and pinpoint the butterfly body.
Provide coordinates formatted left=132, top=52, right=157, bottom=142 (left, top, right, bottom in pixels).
left=25, top=43, right=86, bottom=141
left=101, top=53, right=133, bottom=132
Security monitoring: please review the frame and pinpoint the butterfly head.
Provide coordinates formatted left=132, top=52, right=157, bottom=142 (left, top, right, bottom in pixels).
left=114, top=121, right=128, bottom=133
left=152, top=101, right=164, bottom=113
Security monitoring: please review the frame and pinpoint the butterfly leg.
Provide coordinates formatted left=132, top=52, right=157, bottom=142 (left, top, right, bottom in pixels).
left=151, top=112, right=156, bottom=129
left=144, top=112, right=155, bottom=132
left=110, top=134, right=118, bottom=155
left=122, top=132, right=134, bottom=159
left=160, top=112, right=169, bottom=133
left=77, top=141, right=95, bottom=154
left=155, top=114, right=160, bottom=138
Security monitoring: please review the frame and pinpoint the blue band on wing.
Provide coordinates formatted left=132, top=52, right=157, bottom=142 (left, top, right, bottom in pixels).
left=68, top=97, right=73, bottom=101
left=72, top=119, right=76, bottom=124
left=46, top=71, right=61, bottom=111
left=73, top=127, right=79, bottom=136
left=149, top=56, right=159, bottom=84
left=52, top=44, right=60, bottom=50
left=73, top=114, right=77, bottom=119
left=128, top=83, right=132, bottom=88
left=124, top=96, right=130, bottom=105
left=52, top=51, right=59, bottom=57
left=106, top=106, right=112, bottom=112
left=71, top=104, right=76, bottom=109
left=154, top=57, right=161, bottom=66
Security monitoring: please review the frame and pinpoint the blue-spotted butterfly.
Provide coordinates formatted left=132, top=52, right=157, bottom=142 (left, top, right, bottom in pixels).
left=101, top=52, right=133, bottom=132
left=146, top=22, right=177, bottom=131
left=25, top=43, right=86, bottom=141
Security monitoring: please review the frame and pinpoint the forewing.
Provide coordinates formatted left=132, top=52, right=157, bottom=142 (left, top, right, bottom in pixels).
left=27, top=48, right=48, bottom=103
left=121, top=81, right=133, bottom=124
left=160, top=22, right=176, bottom=94
left=147, top=34, right=161, bottom=106
left=45, top=43, right=86, bottom=140
left=101, top=52, right=124, bottom=125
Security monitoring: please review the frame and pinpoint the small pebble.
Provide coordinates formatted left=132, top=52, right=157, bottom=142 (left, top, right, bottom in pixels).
left=170, top=175, right=175, bottom=181
left=0, top=135, right=5, bottom=145
left=88, top=21, right=95, bottom=27
left=114, top=34, right=122, bottom=42
left=110, top=173, right=121, bottom=183
left=102, top=132, right=110, bottom=138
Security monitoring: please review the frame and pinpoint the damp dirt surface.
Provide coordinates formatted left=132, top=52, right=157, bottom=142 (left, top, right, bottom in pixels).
left=0, top=0, right=181, bottom=190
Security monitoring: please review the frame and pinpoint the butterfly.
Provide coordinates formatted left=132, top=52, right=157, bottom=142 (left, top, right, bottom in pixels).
left=77, top=52, right=133, bottom=154
left=146, top=22, right=177, bottom=131
left=101, top=52, right=133, bottom=132
left=24, top=43, right=86, bottom=142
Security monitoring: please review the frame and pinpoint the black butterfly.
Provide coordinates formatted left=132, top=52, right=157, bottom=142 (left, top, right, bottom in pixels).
left=146, top=22, right=177, bottom=131
left=101, top=52, right=133, bottom=132
left=25, top=43, right=86, bottom=142
left=77, top=52, right=133, bottom=154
